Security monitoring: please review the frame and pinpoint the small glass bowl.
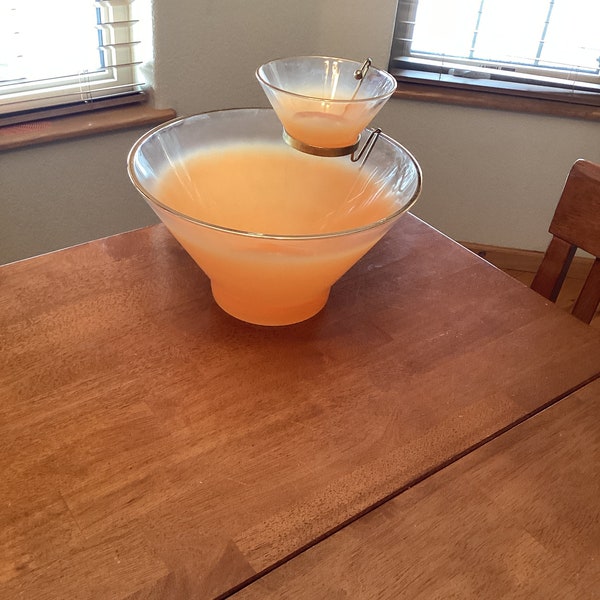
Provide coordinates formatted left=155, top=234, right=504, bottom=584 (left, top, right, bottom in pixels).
left=256, top=56, right=397, bottom=152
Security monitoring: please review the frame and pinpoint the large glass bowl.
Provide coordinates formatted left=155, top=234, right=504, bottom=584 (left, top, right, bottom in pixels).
left=256, top=56, right=397, bottom=152
left=127, top=108, right=421, bottom=326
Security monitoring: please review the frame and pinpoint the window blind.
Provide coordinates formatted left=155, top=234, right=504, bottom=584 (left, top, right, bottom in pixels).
left=389, top=0, right=600, bottom=105
left=0, top=0, right=147, bottom=125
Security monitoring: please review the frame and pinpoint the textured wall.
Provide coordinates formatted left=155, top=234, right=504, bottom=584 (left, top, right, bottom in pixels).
left=1, top=0, right=599, bottom=263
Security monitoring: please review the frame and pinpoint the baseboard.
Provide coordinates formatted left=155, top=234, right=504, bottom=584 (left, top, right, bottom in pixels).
left=459, top=242, right=594, bottom=280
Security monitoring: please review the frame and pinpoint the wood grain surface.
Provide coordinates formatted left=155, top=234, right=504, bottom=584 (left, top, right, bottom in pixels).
left=235, top=378, right=600, bottom=600
left=1, top=215, right=599, bottom=599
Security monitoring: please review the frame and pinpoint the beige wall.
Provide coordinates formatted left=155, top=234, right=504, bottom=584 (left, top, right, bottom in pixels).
left=2, top=0, right=599, bottom=264
left=377, top=101, right=600, bottom=250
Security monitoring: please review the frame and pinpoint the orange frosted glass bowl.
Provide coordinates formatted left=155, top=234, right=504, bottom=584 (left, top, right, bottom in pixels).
left=127, top=108, right=421, bottom=326
left=256, top=56, right=397, bottom=151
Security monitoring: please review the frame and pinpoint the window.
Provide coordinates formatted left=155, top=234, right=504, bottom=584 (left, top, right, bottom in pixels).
left=0, top=0, right=147, bottom=125
left=389, top=0, right=600, bottom=106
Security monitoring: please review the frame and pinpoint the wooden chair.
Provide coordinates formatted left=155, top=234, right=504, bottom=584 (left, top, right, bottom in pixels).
left=531, top=159, right=600, bottom=324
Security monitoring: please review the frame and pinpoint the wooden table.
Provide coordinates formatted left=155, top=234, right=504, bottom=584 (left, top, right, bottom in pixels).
left=1, top=214, right=599, bottom=599
left=234, top=377, right=600, bottom=600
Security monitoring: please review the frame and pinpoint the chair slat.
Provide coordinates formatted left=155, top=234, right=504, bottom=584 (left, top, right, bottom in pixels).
left=531, top=237, right=576, bottom=302
left=572, top=259, right=600, bottom=324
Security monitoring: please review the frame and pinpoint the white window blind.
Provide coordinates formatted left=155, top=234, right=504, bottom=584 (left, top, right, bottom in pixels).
left=0, top=0, right=147, bottom=125
left=389, top=0, right=600, bottom=105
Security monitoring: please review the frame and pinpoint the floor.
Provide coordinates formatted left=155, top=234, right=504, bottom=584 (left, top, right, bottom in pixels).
left=501, top=267, right=600, bottom=330
left=460, top=242, right=599, bottom=331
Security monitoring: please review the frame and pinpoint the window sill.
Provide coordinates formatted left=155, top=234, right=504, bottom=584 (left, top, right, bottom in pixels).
left=392, top=78, right=600, bottom=122
left=0, top=104, right=177, bottom=151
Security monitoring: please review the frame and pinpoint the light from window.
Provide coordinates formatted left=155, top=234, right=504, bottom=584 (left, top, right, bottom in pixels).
left=412, top=0, right=599, bottom=73
left=0, top=1, right=101, bottom=83
left=0, top=0, right=146, bottom=123
left=390, top=0, right=600, bottom=101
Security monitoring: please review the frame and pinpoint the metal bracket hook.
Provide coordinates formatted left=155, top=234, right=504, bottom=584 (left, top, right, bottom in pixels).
left=350, top=128, right=381, bottom=165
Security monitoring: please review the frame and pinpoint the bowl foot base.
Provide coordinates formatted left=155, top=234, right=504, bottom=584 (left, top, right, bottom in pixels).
left=211, top=284, right=330, bottom=326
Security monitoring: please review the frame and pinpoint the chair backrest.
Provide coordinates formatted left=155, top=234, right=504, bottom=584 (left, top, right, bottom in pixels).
left=531, top=159, right=600, bottom=324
